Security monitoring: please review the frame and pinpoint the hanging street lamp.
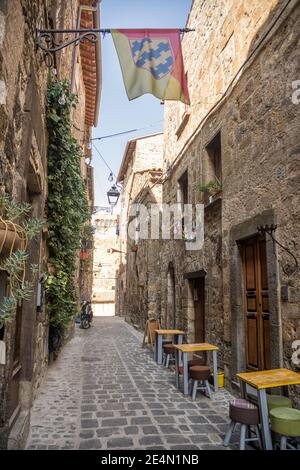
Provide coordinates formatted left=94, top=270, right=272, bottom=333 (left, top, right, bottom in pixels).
left=107, top=184, right=120, bottom=209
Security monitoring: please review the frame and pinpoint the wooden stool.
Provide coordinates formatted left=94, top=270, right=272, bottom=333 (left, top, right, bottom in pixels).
left=188, top=357, right=206, bottom=368
left=178, top=358, right=206, bottom=376
left=270, top=407, right=300, bottom=450
left=163, top=343, right=175, bottom=368
left=189, top=365, right=211, bottom=400
left=223, top=399, right=261, bottom=450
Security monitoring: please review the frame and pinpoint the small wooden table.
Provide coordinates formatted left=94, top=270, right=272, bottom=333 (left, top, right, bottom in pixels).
left=154, top=329, right=185, bottom=365
left=174, top=343, right=219, bottom=396
left=237, top=368, right=300, bottom=450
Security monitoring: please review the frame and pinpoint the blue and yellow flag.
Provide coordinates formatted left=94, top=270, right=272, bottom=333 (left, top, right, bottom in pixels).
left=111, top=29, right=190, bottom=104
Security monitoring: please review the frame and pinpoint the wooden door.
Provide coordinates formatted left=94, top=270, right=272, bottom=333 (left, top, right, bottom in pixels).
left=242, top=237, right=271, bottom=370
left=193, top=278, right=205, bottom=343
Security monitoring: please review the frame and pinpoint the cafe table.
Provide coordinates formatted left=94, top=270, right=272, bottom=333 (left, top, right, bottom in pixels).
left=154, top=329, right=185, bottom=365
left=174, top=343, right=219, bottom=396
left=237, top=368, right=300, bottom=450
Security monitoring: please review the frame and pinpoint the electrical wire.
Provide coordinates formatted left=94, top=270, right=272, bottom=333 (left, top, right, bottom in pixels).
left=91, top=120, right=163, bottom=141
left=92, top=143, right=117, bottom=179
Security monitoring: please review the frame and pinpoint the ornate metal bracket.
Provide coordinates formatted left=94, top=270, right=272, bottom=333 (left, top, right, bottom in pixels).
left=92, top=206, right=113, bottom=214
left=36, top=28, right=104, bottom=67
left=36, top=28, right=195, bottom=68
left=257, top=224, right=298, bottom=276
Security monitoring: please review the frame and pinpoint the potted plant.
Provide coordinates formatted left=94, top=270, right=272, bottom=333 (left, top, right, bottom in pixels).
left=198, top=176, right=222, bottom=205
left=0, top=194, right=28, bottom=257
left=0, top=194, right=42, bottom=329
left=80, top=250, right=89, bottom=260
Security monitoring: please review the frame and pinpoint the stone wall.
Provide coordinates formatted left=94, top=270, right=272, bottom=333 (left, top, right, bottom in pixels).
left=0, top=0, right=49, bottom=448
left=116, top=134, right=164, bottom=328
left=164, top=0, right=294, bottom=168
left=118, top=0, right=300, bottom=406
left=92, top=212, right=119, bottom=314
left=0, top=0, right=97, bottom=448
left=160, top=0, right=300, bottom=404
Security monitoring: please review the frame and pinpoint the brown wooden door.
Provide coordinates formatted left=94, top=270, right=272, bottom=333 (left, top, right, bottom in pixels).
left=242, top=237, right=271, bottom=370
left=193, top=278, right=205, bottom=343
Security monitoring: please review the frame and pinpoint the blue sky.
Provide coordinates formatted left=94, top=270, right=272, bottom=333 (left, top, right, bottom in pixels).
left=92, top=0, right=193, bottom=205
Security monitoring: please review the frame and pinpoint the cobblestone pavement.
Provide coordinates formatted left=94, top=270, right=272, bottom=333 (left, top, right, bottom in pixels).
left=26, top=317, right=240, bottom=450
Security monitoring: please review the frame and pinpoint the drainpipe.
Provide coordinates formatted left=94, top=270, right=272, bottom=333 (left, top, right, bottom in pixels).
left=71, top=0, right=102, bottom=127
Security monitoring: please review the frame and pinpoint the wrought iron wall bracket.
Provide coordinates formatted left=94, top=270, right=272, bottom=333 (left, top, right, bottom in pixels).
left=257, top=224, right=298, bottom=276
left=36, top=28, right=103, bottom=67
left=35, top=28, right=195, bottom=68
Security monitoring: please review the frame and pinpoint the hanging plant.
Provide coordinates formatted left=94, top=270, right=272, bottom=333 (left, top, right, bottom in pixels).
left=198, top=176, right=222, bottom=204
left=197, top=176, right=222, bottom=196
left=0, top=194, right=42, bottom=329
left=46, top=79, right=90, bottom=336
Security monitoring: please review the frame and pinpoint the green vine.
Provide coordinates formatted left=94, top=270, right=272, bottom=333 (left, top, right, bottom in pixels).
left=46, top=80, right=90, bottom=335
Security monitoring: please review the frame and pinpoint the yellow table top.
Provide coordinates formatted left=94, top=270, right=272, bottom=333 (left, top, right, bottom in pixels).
left=237, top=368, right=300, bottom=389
left=154, top=329, right=185, bottom=335
left=174, top=342, right=219, bottom=352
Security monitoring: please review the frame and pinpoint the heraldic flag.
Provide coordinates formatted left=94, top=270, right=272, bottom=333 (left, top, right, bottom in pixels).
left=111, top=29, right=190, bottom=104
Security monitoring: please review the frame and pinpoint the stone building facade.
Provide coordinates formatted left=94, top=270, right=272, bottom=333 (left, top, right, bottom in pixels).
left=0, top=0, right=100, bottom=449
left=92, top=210, right=119, bottom=316
left=115, top=133, right=164, bottom=328
left=119, top=0, right=300, bottom=404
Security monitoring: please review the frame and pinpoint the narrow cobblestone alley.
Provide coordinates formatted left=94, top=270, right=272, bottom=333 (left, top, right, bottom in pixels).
left=26, top=317, right=238, bottom=451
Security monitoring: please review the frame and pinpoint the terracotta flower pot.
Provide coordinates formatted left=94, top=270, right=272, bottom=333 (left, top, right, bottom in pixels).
left=0, top=221, right=23, bottom=257
left=80, top=250, right=89, bottom=260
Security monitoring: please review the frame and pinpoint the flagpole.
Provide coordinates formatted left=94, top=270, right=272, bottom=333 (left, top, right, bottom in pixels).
left=36, top=28, right=195, bottom=67
left=37, top=28, right=195, bottom=34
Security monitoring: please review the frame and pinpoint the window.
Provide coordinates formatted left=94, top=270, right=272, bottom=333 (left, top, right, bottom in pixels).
left=177, top=171, right=188, bottom=234
left=178, top=171, right=189, bottom=207
left=207, top=132, right=222, bottom=181
left=202, top=132, right=222, bottom=205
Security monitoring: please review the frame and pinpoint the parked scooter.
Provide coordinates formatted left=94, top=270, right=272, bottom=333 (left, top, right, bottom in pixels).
left=80, top=300, right=93, bottom=329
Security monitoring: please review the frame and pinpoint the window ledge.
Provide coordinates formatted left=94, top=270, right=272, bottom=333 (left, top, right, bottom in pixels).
left=175, top=112, right=190, bottom=139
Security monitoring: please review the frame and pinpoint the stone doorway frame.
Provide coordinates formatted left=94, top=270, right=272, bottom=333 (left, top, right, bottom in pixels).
left=229, top=209, right=283, bottom=381
left=184, top=270, right=207, bottom=344
left=166, top=263, right=176, bottom=329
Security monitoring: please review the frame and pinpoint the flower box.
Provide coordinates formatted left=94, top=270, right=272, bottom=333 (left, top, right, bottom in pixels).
left=0, top=221, right=23, bottom=257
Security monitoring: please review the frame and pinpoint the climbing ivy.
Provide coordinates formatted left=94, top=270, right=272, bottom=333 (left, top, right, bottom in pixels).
left=46, top=80, right=90, bottom=338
